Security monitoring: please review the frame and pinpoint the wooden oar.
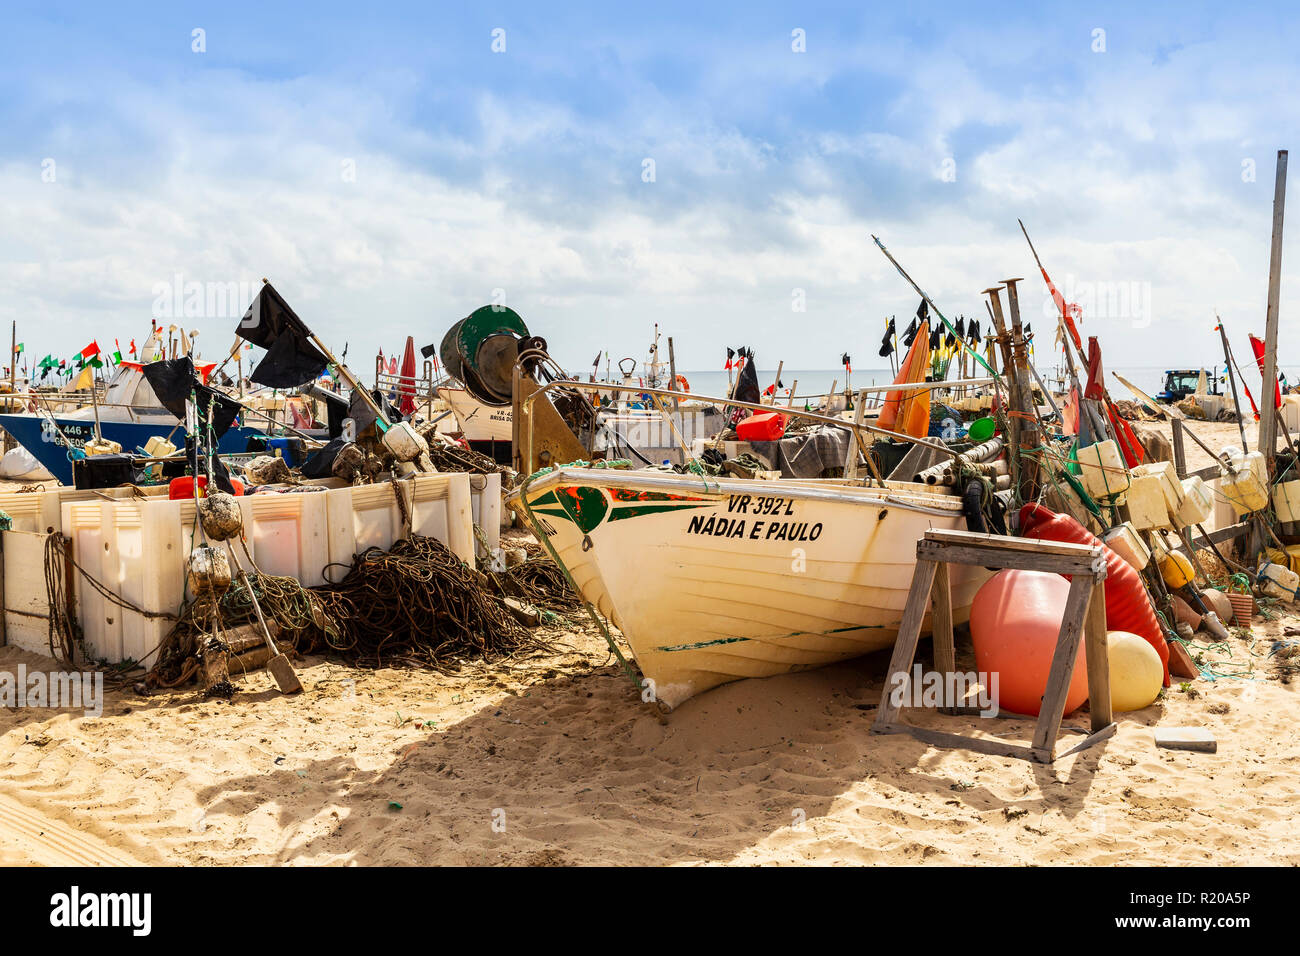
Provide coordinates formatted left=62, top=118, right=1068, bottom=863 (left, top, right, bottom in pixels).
left=1112, top=372, right=1186, bottom=420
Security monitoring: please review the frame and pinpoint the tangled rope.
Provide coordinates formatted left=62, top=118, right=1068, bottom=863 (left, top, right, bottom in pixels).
left=313, top=535, right=548, bottom=670
left=490, top=558, right=581, bottom=611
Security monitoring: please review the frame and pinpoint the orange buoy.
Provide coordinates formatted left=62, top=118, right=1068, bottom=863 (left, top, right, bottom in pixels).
left=970, top=569, right=1090, bottom=717
left=1018, top=502, right=1170, bottom=686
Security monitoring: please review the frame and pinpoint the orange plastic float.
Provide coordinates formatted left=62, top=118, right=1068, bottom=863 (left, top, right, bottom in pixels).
left=1018, top=502, right=1170, bottom=686
left=970, top=569, right=1090, bottom=717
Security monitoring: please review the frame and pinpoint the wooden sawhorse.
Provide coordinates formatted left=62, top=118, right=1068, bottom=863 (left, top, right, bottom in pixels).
left=871, top=529, right=1116, bottom=763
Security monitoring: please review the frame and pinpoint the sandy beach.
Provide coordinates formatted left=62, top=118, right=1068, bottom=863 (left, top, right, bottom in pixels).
left=2, top=414, right=1297, bottom=867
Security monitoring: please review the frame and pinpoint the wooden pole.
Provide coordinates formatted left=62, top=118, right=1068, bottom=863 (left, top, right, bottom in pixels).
left=667, top=336, right=681, bottom=414
left=1216, top=316, right=1250, bottom=451
left=771, top=360, right=784, bottom=404
left=1259, top=149, right=1288, bottom=468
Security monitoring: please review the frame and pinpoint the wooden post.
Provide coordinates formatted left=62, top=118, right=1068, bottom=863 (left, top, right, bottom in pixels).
left=1258, top=149, right=1288, bottom=466
left=1171, top=417, right=1186, bottom=478
left=0, top=533, right=7, bottom=648
left=667, top=336, right=681, bottom=415
left=844, top=388, right=868, bottom=480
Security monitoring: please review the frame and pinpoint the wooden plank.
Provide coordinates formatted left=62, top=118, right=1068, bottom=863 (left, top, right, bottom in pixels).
left=920, top=529, right=1100, bottom=557
left=1187, top=522, right=1250, bottom=549
left=1082, top=579, right=1112, bottom=731
left=1052, top=721, right=1118, bottom=760
left=1030, top=575, right=1096, bottom=756
left=931, top=560, right=955, bottom=686
left=871, top=558, right=937, bottom=728
left=916, top=541, right=1103, bottom=577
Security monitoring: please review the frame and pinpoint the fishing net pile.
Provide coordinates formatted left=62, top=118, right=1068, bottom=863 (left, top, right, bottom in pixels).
left=147, top=535, right=572, bottom=685
left=313, top=535, right=545, bottom=668
left=489, top=558, right=581, bottom=611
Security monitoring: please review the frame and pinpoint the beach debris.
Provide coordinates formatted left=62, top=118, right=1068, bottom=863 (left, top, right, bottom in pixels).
left=1154, top=727, right=1217, bottom=753
left=1167, top=639, right=1199, bottom=680
left=331, top=442, right=365, bottom=480
left=501, top=597, right=541, bottom=627
left=243, top=454, right=293, bottom=486
left=186, top=545, right=232, bottom=595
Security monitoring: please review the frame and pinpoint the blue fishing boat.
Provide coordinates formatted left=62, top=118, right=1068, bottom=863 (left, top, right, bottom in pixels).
left=0, top=363, right=285, bottom=485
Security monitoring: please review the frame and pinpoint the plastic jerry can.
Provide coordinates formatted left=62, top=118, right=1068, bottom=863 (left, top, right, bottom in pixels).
left=1222, top=451, right=1269, bottom=514
left=1176, top=475, right=1214, bottom=527
left=1101, top=521, right=1151, bottom=570
left=1127, top=473, right=1171, bottom=530
left=1076, top=439, right=1129, bottom=500
left=736, top=412, right=788, bottom=442
left=1274, top=479, right=1300, bottom=524
left=1258, top=560, right=1300, bottom=602
left=1131, top=460, right=1184, bottom=514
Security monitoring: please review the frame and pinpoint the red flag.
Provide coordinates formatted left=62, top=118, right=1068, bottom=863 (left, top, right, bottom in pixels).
left=129, top=338, right=137, bottom=356
left=79, top=340, right=101, bottom=360
left=1248, top=333, right=1282, bottom=410
left=1037, top=265, right=1083, bottom=352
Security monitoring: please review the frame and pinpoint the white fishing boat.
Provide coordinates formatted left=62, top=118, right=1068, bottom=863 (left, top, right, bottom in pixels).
left=511, top=465, right=990, bottom=709
left=440, top=380, right=726, bottom=465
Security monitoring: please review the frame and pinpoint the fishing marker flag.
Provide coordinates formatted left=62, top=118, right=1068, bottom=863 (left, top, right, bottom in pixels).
left=878, top=317, right=896, bottom=358
left=237, top=282, right=328, bottom=389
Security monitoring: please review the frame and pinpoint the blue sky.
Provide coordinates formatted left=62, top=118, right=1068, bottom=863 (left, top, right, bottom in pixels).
left=3, top=1, right=1300, bottom=377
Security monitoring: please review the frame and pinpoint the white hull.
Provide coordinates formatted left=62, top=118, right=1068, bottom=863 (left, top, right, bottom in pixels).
left=438, top=386, right=513, bottom=443
left=439, top=385, right=725, bottom=462
left=512, top=468, right=989, bottom=708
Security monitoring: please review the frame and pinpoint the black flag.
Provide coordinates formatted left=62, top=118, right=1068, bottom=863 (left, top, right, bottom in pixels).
left=141, top=357, right=241, bottom=439
left=878, top=317, right=896, bottom=358
left=902, top=318, right=919, bottom=347
left=238, top=282, right=328, bottom=389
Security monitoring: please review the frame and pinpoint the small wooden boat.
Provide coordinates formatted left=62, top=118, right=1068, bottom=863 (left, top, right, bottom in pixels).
left=510, top=465, right=990, bottom=709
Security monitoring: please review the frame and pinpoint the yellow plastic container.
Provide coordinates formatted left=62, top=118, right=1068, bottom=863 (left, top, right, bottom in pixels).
left=1102, top=522, right=1151, bottom=570
left=1176, top=475, right=1214, bottom=527
left=1127, top=473, right=1171, bottom=530
left=1274, top=479, right=1300, bottom=524
left=1076, top=439, right=1129, bottom=501
left=1258, top=560, right=1299, bottom=602
left=1222, top=451, right=1269, bottom=515
left=1131, top=460, right=1184, bottom=515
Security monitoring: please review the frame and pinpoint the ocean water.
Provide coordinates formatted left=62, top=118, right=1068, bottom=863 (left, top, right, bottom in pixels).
left=669, top=365, right=1300, bottom=403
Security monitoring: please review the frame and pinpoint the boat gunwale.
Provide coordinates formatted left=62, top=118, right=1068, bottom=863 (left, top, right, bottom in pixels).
left=509, top=466, right=968, bottom=515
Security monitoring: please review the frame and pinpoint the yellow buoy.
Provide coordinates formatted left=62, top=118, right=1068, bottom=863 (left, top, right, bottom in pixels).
left=1106, top=630, right=1165, bottom=712
left=1158, top=550, right=1194, bottom=589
